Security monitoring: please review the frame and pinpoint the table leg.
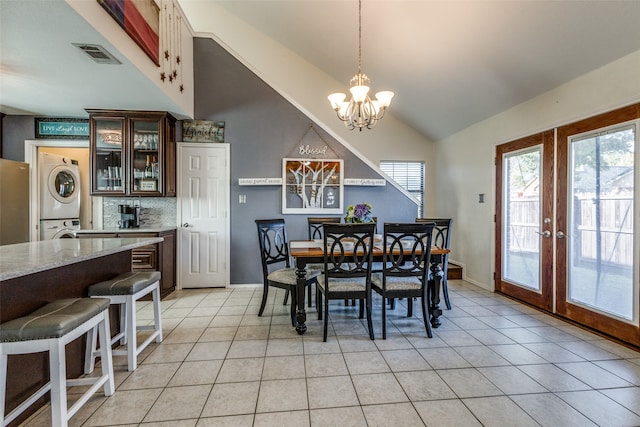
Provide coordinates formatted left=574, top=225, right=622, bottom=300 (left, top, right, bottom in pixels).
left=295, top=258, right=308, bottom=335
left=429, top=256, right=444, bottom=328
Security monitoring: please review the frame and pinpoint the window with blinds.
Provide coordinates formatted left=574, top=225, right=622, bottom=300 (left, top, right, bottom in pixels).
left=380, top=161, right=425, bottom=217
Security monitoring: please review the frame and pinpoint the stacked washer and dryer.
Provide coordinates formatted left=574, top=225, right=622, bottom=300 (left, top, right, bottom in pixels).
left=39, top=152, right=81, bottom=239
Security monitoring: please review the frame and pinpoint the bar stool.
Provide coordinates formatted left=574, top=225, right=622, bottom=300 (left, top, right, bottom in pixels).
left=85, top=271, right=163, bottom=373
left=0, top=298, right=114, bottom=427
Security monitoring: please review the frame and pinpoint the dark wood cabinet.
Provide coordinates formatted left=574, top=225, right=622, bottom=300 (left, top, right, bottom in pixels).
left=87, top=109, right=176, bottom=197
left=126, top=230, right=176, bottom=298
left=76, top=229, right=176, bottom=298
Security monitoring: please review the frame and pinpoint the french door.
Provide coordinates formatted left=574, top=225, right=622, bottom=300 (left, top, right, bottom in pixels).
left=496, top=104, right=640, bottom=347
left=496, top=131, right=554, bottom=311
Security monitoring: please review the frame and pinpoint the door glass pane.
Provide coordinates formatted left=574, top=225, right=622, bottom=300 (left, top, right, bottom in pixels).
left=95, top=118, right=123, bottom=192
left=569, top=125, right=636, bottom=321
left=502, top=147, right=542, bottom=291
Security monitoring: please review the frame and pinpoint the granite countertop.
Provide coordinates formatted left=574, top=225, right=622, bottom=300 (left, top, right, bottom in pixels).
left=75, top=227, right=177, bottom=234
left=0, top=237, right=163, bottom=281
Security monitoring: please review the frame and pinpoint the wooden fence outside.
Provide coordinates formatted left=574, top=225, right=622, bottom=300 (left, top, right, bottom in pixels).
left=507, top=194, right=633, bottom=266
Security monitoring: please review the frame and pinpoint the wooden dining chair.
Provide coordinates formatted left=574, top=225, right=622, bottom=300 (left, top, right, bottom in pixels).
left=317, top=223, right=376, bottom=342
left=304, top=217, right=341, bottom=307
left=344, top=216, right=378, bottom=234
left=307, top=217, right=341, bottom=240
left=416, top=218, right=453, bottom=309
left=255, top=219, right=319, bottom=325
left=372, top=222, right=435, bottom=339
left=341, top=216, right=377, bottom=305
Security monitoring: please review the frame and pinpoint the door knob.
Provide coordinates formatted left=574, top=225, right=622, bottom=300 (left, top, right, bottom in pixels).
left=535, top=230, right=551, bottom=238
left=556, top=231, right=567, bottom=239
left=182, top=223, right=189, bottom=228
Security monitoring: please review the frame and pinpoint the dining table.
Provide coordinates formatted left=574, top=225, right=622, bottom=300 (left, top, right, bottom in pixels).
left=289, top=240, right=451, bottom=335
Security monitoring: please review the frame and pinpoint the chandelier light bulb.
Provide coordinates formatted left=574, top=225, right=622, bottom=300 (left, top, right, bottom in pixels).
left=338, top=102, right=350, bottom=117
left=350, top=84, right=370, bottom=103
left=371, top=100, right=380, bottom=115
left=375, top=91, right=394, bottom=108
left=328, top=93, right=347, bottom=110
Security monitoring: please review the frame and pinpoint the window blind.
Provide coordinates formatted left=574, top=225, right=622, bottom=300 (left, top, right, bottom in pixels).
left=380, top=161, right=425, bottom=217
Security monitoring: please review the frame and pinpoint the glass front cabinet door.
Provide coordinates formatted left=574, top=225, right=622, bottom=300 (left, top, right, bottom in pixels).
left=89, top=110, right=176, bottom=196
left=91, top=115, right=126, bottom=195
left=131, top=118, right=162, bottom=195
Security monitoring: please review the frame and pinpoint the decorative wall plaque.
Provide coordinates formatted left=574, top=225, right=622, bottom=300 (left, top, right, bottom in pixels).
left=35, top=118, right=89, bottom=139
left=182, top=120, right=225, bottom=142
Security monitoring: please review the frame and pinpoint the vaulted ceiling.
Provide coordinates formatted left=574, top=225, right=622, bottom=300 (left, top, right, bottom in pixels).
left=2, top=1, right=640, bottom=141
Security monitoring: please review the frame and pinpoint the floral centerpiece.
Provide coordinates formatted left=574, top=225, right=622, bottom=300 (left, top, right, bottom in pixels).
left=345, top=202, right=373, bottom=223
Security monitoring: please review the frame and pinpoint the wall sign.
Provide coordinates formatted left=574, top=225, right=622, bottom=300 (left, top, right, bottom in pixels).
left=344, top=178, right=386, bottom=186
left=298, top=144, right=328, bottom=157
left=182, top=120, right=225, bottom=142
left=35, top=118, right=89, bottom=139
left=238, top=178, right=283, bottom=186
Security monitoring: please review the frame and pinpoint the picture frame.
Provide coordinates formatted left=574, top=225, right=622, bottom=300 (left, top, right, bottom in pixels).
left=282, top=158, right=343, bottom=214
left=97, top=0, right=160, bottom=66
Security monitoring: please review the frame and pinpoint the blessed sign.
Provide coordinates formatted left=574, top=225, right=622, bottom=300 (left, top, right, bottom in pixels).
left=298, top=144, right=328, bottom=157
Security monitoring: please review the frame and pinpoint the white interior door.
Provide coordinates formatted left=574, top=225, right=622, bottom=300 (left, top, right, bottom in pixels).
left=177, top=143, right=229, bottom=288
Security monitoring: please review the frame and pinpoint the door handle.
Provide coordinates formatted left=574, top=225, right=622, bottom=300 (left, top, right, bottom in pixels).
left=556, top=231, right=567, bottom=239
left=535, top=230, right=551, bottom=238
left=182, top=223, right=189, bottom=228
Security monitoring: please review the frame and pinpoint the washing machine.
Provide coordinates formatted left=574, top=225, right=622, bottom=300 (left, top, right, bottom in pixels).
left=40, top=219, right=81, bottom=239
left=39, top=152, right=81, bottom=219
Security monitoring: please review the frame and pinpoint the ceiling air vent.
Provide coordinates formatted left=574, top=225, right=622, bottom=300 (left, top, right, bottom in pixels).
left=72, top=43, right=121, bottom=65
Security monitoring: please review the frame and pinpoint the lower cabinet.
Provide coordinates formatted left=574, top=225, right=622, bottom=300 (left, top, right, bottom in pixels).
left=77, top=229, right=176, bottom=298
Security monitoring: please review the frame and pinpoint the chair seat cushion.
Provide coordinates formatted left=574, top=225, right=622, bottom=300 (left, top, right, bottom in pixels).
left=88, top=271, right=161, bottom=296
left=372, top=273, right=422, bottom=290
left=0, top=298, right=110, bottom=342
left=306, top=263, right=324, bottom=274
left=268, top=267, right=320, bottom=286
left=318, top=275, right=367, bottom=293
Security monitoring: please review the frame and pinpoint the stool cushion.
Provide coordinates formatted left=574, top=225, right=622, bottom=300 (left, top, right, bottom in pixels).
left=88, top=271, right=161, bottom=296
left=0, top=298, right=110, bottom=342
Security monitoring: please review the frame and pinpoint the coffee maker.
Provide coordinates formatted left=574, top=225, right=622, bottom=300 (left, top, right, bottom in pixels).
left=118, top=203, right=142, bottom=228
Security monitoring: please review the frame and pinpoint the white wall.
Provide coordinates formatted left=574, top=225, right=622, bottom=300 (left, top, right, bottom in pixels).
left=435, top=49, right=640, bottom=290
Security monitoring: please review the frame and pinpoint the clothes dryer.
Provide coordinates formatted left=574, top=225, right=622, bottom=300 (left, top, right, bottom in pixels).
left=39, top=152, right=81, bottom=219
left=40, top=219, right=81, bottom=239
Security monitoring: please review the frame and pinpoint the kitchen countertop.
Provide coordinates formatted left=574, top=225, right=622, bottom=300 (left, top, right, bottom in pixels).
left=74, top=227, right=177, bottom=234
left=0, top=237, right=163, bottom=281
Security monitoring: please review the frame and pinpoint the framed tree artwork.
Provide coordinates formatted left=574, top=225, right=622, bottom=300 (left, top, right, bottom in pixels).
left=282, top=158, right=343, bottom=214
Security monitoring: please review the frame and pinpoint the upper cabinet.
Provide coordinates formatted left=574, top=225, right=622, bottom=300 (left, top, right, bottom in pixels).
left=88, top=110, right=177, bottom=196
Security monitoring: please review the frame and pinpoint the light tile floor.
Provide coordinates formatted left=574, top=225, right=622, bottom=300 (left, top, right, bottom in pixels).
left=21, top=280, right=640, bottom=426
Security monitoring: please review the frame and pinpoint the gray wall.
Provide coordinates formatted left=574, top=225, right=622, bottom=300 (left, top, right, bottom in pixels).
left=194, top=38, right=419, bottom=284
left=2, top=116, right=35, bottom=161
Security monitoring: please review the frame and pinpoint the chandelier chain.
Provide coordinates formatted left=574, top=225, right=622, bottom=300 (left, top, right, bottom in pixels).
left=358, top=0, right=362, bottom=73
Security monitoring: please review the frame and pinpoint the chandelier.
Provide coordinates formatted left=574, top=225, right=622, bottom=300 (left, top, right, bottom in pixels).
left=328, top=0, right=394, bottom=131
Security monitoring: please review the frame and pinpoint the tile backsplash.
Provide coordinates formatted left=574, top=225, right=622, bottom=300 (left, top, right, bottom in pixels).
left=102, top=197, right=177, bottom=228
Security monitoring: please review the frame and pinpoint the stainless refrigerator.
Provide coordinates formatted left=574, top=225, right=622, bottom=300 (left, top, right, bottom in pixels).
left=0, top=158, right=30, bottom=245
